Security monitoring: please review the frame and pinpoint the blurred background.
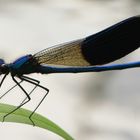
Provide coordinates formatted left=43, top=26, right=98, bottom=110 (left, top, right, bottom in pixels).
left=0, top=0, right=140, bottom=140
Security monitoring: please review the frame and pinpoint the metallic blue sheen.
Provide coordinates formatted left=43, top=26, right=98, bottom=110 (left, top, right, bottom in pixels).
left=1, top=16, right=140, bottom=125
left=11, top=55, right=31, bottom=69
left=37, top=61, right=140, bottom=74
left=0, top=59, right=5, bottom=66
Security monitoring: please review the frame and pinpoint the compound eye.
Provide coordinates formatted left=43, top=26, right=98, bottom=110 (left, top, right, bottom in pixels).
left=0, top=59, right=8, bottom=75
left=0, top=59, right=5, bottom=66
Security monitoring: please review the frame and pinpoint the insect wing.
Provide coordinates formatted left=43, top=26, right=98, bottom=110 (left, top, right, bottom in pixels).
left=33, top=39, right=91, bottom=66
left=34, top=16, right=140, bottom=67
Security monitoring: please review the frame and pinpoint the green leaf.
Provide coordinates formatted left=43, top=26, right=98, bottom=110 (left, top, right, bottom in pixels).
left=0, top=103, right=74, bottom=140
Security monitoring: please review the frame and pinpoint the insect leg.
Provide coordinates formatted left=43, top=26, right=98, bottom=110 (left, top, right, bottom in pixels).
left=0, top=74, right=8, bottom=87
left=0, top=80, right=23, bottom=99
left=2, top=76, right=31, bottom=122
left=20, top=78, right=40, bottom=105
left=19, top=75, right=49, bottom=126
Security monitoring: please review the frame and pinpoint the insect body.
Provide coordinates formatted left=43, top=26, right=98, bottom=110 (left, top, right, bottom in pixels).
left=0, top=16, right=140, bottom=125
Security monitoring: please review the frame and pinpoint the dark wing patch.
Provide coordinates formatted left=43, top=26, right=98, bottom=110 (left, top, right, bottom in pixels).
left=34, top=16, right=140, bottom=67
left=82, top=16, right=140, bottom=65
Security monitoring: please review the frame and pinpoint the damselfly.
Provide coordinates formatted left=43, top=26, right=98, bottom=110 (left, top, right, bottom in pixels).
left=0, top=16, right=140, bottom=125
